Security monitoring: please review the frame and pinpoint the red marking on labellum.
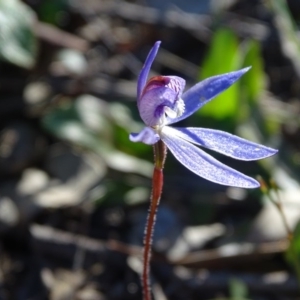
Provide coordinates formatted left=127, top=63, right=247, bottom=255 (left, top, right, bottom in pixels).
left=141, top=76, right=170, bottom=97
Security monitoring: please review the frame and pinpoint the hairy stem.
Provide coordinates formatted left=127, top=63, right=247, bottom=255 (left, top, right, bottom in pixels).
left=142, top=140, right=166, bottom=300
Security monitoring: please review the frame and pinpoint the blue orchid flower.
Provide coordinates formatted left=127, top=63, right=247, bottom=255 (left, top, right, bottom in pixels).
left=129, top=41, right=277, bottom=188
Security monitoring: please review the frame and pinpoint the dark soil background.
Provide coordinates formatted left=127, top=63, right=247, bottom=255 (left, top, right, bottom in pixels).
left=1, top=0, right=300, bottom=299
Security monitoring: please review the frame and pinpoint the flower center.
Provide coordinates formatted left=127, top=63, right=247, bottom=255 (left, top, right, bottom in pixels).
left=156, top=97, right=185, bottom=126
left=139, top=75, right=186, bottom=127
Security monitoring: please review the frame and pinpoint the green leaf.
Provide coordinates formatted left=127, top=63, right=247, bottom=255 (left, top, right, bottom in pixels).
left=242, top=40, right=265, bottom=103
left=198, top=28, right=241, bottom=120
left=239, top=40, right=279, bottom=136
left=237, top=40, right=266, bottom=125
left=0, top=0, right=37, bottom=68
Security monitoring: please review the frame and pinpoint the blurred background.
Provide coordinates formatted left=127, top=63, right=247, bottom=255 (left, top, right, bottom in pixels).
left=0, top=0, right=300, bottom=299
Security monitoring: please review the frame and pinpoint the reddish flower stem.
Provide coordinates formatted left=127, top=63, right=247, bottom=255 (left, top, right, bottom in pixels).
left=142, top=140, right=167, bottom=300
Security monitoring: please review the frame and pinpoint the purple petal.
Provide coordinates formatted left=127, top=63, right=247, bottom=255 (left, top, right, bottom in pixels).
left=167, top=67, right=251, bottom=125
left=129, top=127, right=160, bottom=145
left=169, top=127, right=278, bottom=161
left=161, top=126, right=259, bottom=188
left=137, top=41, right=161, bottom=100
left=164, top=76, right=186, bottom=96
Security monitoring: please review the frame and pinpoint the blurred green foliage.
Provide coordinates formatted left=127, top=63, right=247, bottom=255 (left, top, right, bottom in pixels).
left=286, top=221, right=300, bottom=280
left=198, top=28, right=241, bottom=121
left=241, top=41, right=265, bottom=104
left=269, top=0, right=300, bottom=78
left=42, top=95, right=153, bottom=177
left=0, top=0, right=37, bottom=68
left=193, top=28, right=267, bottom=139
left=39, top=0, right=67, bottom=25
left=229, top=277, right=249, bottom=300
left=0, top=0, right=300, bottom=298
